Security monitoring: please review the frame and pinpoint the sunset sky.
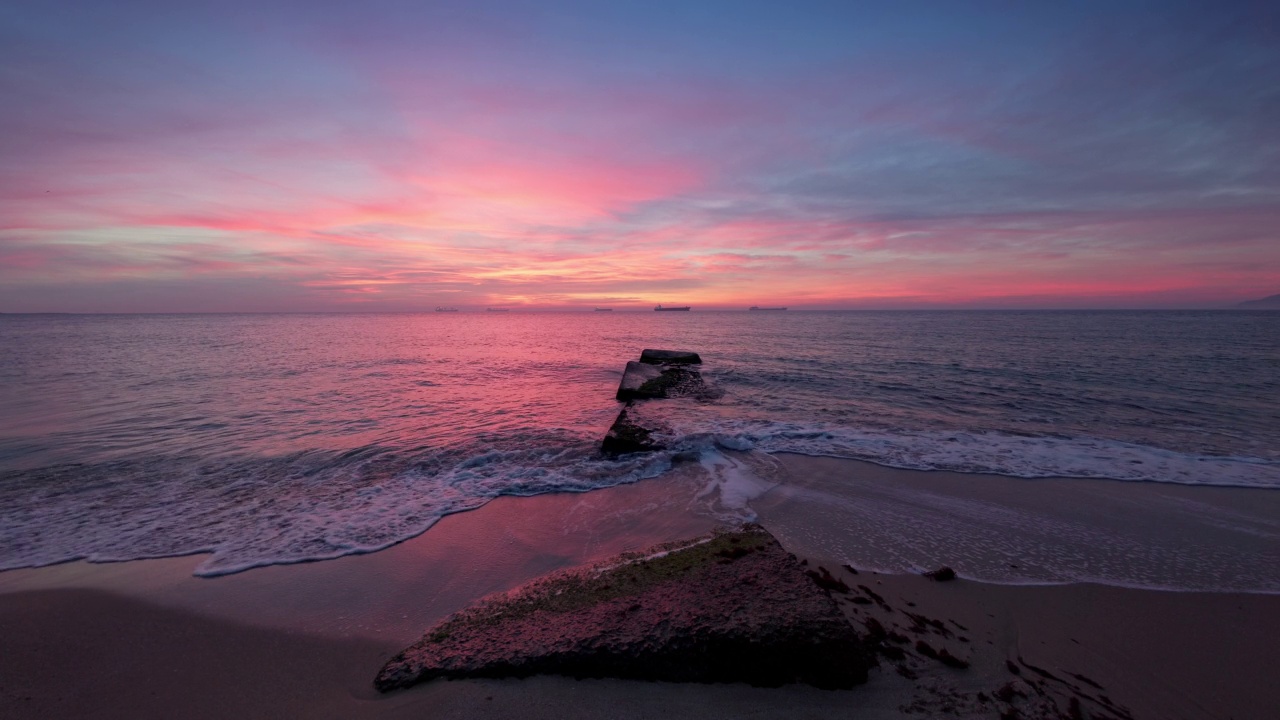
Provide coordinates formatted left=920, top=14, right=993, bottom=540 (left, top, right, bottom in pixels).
left=2, top=1, right=1277, bottom=311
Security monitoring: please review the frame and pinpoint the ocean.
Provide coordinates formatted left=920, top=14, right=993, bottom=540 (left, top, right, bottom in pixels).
left=1, top=311, right=1277, bottom=586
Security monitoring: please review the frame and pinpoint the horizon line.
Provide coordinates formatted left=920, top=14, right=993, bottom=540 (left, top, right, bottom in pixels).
left=2, top=306, right=1271, bottom=315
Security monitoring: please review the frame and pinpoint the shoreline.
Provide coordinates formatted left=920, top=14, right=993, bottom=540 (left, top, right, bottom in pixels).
left=761, top=453, right=1280, bottom=594
left=5, top=453, right=1277, bottom=593
left=3, top=456, right=1278, bottom=718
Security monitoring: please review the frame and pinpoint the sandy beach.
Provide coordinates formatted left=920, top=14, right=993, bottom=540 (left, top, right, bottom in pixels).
left=3, top=456, right=1278, bottom=719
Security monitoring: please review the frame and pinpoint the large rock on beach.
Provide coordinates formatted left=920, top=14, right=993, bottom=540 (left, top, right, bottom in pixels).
left=600, top=405, right=664, bottom=456
left=375, top=525, right=873, bottom=692
left=639, top=348, right=702, bottom=365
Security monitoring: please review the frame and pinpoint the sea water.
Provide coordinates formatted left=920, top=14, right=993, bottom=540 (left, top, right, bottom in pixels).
left=1, top=311, right=1276, bottom=584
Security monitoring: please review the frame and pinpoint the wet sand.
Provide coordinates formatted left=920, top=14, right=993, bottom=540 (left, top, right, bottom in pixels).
left=2, top=456, right=1278, bottom=719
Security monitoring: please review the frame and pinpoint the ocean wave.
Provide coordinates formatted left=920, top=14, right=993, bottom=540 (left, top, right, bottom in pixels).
left=0, top=434, right=676, bottom=577
left=2, top=419, right=1276, bottom=580
left=629, top=405, right=1280, bottom=488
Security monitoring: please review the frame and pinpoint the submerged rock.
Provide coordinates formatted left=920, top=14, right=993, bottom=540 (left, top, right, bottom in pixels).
left=639, top=348, right=702, bottom=365
left=375, top=525, right=873, bottom=692
left=600, top=406, right=664, bottom=456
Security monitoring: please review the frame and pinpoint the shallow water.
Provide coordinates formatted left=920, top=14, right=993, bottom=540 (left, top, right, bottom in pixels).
left=756, top=455, right=1280, bottom=594
left=1, top=310, right=1277, bottom=579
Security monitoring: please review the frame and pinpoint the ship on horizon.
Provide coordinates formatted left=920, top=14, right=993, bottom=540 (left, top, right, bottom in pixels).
left=594, top=307, right=613, bottom=311
left=748, top=306, right=787, bottom=311
left=654, top=304, right=691, bottom=312
left=434, top=306, right=459, bottom=312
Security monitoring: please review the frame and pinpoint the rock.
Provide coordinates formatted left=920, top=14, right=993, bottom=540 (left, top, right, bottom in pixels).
left=639, top=348, right=702, bottom=365
left=615, top=361, right=709, bottom=401
left=937, top=647, right=970, bottom=669
left=805, top=566, right=850, bottom=593
left=375, top=525, right=873, bottom=692
left=600, top=406, right=664, bottom=456
left=923, top=566, right=956, bottom=581
left=615, top=361, right=663, bottom=401
left=857, top=584, right=887, bottom=607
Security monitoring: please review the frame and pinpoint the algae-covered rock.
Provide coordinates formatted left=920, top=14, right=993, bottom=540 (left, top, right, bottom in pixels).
left=375, top=525, right=873, bottom=692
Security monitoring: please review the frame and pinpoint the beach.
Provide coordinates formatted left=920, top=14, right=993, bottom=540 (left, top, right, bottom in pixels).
left=4, top=455, right=1277, bottom=720
left=5, top=0, right=1277, bottom=713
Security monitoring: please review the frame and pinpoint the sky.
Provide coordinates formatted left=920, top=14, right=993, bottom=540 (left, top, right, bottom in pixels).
left=1, top=0, right=1278, bottom=311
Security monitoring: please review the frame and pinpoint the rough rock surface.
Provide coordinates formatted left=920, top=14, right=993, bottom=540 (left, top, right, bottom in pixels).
left=600, top=405, right=664, bottom=456
left=375, top=525, right=873, bottom=692
left=615, top=361, right=710, bottom=401
left=639, top=348, right=702, bottom=365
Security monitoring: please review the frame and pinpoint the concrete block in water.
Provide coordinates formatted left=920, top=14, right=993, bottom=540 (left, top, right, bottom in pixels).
left=616, top=361, right=710, bottom=401
left=600, top=406, right=663, bottom=456
left=616, top=361, right=664, bottom=401
left=639, top=349, right=702, bottom=365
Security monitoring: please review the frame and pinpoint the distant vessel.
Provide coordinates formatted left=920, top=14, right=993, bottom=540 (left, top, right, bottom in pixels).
left=435, top=306, right=459, bottom=312
left=655, top=304, right=691, bottom=312
left=594, top=307, right=613, bottom=312
left=485, top=308, right=510, bottom=312
left=749, top=306, right=788, bottom=311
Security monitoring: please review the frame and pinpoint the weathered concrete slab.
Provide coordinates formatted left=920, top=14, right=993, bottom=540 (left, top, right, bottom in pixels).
left=616, top=361, right=664, bottom=401
left=639, top=348, right=702, bottom=365
left=600, top=406, right=664, bottom=456
left=375, top=525, right=873, bottom=692
left=616, top=361, right=713, bottom=401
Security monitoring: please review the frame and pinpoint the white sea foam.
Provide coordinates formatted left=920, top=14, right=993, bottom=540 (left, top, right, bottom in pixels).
left=690, top=447, right=779, bottom=522
left=0, top=437, right=676, bottom=577
left=763, top=427, right=1280, bottom=487
left=632, top=405, right=1280, bottom=488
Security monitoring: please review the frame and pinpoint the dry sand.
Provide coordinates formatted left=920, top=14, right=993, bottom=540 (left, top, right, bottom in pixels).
left=2, top=456, right=1277, bottom=719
